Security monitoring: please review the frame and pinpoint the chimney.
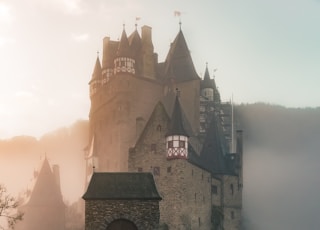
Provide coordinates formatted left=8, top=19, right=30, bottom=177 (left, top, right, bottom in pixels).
left=141, top=25, right=153, bottom=48
left=102, top=36, right=110, bottom=69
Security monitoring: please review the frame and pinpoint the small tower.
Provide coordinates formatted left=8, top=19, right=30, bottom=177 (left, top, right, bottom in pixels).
left=114, top=25, right=136, bottom=75
left=165, top=93, right=189, bottom=159
left=201, top=63, right=215, bottom=101
left=89, top=56, right=102, bottom=98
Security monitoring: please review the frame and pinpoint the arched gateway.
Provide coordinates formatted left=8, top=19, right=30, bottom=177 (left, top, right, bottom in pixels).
left=106, top=219, right=138, bottom=230
left=83, top=172, right=161, bottom=230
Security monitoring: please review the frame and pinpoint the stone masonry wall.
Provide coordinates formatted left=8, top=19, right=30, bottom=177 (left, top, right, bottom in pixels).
left=129, top=103, right=212, bottom=229
left=85, top=200, right=160, bottom=230
left=222, top=175, right=242, bottom=230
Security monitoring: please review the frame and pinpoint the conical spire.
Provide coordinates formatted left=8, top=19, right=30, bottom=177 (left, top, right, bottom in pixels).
left=27, top=156, right=64, bottom=206
left=90, top=56, right=102, bottom=83
left=117, top=26, right=131, bottom=57
left=166, top=94, right=188, bottom=137
left=201, top=63, right=215, bottom=89
left=164, top=30, right=199, bottom=82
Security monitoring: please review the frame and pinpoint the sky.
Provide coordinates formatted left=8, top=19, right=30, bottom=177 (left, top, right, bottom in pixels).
left=0, top=0, right=319, bottom=139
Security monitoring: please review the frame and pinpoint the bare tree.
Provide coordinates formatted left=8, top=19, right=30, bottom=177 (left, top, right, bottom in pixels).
left=0, top=184, right=23, bottom=230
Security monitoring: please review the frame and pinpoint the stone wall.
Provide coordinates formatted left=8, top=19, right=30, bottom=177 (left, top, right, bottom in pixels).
left=129, top=102, right=212, bottom=229
left=85, top=200, right=160, bottom=230
left=222, top=175, right=242, bottom=230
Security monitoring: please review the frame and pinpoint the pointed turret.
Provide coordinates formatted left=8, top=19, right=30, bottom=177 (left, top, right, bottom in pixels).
left=201, top=64, right=215, bottom=101
left=89, top=56, right=102, bottom=98
left=114, top=25, right=136, bottom=75
left=129, top=28, right=142, bottom=57
left=117, top=28, right=130, bottom=57
left=164, top=30, right=200, bottom=82
left=166, top=93, right=189, bottom=159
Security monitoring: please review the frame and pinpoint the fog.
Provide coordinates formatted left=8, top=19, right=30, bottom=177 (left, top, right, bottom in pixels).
left=1, top=104, right=320, bottom=229
left=0, top=120, right=88, bottom=203
left=238, top=104, right=320, bottom=230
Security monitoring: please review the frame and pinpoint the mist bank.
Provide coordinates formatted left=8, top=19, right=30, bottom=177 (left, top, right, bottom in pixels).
left=236, top=103, right=320, bottom=230
left=0, top=120, right=89, bottom=203
left=1, top=103, right=320, bottom=229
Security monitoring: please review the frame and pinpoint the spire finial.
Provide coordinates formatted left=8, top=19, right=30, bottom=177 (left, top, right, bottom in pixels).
left=135, top=17, right=141, bottom=30
left=176, top=88, right=180, bottom=97
left=174, top=11, right=182, bottom=30
left=97, top=51, right=99, bottom=58
left=123, top=23, right=125, bottom=31
left=206, top=62, right=208, bottom=68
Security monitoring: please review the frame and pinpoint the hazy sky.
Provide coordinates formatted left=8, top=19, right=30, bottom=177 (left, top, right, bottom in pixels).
left=0, top=0, right=319, bottom=138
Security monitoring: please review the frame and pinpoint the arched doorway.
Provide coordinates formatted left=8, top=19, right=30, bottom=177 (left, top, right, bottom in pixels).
left=106, top=219, right=138, bottom=230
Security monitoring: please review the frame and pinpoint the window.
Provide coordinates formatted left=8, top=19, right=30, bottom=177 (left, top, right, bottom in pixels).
left=230, top=184, right=234, bottom=195
left=157, top=124, right=162, bottom=131
left=151, top=144, right=156, bottom=153
left=153, top=167, right=160, bottom=176
left=179, top=140, right=185, bottom=148
left=137, top=167, right=143, bottom=172
left=212, top=185, right=218, bottom=194
left=167, top=167, right=171, bottom=173
left=168, top=141, right=173, bottom=148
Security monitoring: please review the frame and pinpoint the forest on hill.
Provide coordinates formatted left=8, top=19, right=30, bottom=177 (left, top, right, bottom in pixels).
left=1, top=103, right=320, bottom=230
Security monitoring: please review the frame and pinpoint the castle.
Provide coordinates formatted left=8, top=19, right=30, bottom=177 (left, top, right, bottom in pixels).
left=84, top=23, right=243, bottom=230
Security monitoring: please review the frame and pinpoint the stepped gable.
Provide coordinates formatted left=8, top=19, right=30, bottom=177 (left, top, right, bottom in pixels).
left=83, top=172, right=162, bottom=200
left=162, top=30, right=200, bottom=82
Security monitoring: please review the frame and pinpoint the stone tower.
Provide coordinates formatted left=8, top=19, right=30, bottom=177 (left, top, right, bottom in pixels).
left=85, top=23, right=243, bottom=230
left=16, top=157, right=65, bottom=230
left=86, top=25, right=201, bottom=173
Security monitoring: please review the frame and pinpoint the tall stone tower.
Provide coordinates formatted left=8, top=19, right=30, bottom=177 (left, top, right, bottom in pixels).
left=86, top=25, right=200, bottom=173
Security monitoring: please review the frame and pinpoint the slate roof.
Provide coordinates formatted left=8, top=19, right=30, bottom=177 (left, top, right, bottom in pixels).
left=199, top=113, right=236, bottom=175
left=89, top=56, right=102, bottom=83
left=165, top=95, right=189, bottom=137
left=163, top=30, right=200, bottom=82
left=201, top=65, right=215, bottom=90
left=23, top=157, right=65, bottom=207
left=83, top=172, right=162, bottom=200
left=117, top=29, right=131, bottom=57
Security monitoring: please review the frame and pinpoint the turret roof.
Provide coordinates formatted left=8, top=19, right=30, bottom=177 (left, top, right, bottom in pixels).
left=89, top=56, right=102, bottom=83
left=164, top=30, right=200, bottom=82
left=24, top=157, right=64, bottom=207
left=166, top=95, right=189, bottom=137
left=117, top=27, right=131, bottom=57
left=128, top=29, right=142, bottom=55
left=201, top=64, right=215, bottom=89
left=199, top=113, right=235, bottom=175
